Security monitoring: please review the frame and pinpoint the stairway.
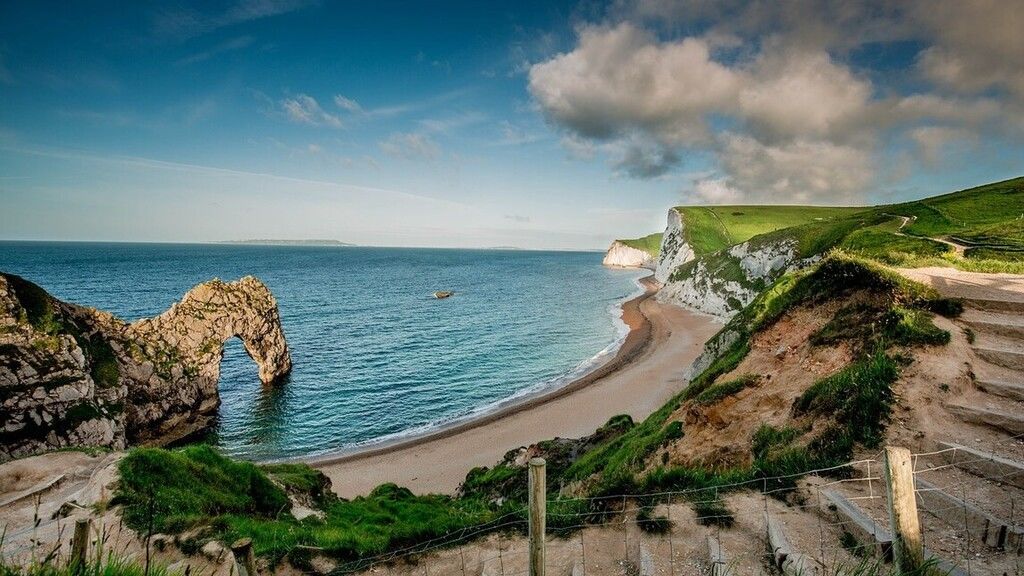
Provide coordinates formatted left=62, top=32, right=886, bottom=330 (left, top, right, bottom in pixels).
left=909, top=270, right=1024, bottom=439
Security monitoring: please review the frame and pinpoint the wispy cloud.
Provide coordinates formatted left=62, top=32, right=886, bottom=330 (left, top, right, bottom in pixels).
left=152, top=0, right=313, bottom=41
left=379, top=132, right=441, bottom=160
left=1, top=143, right=466, bottom=208
left=417, top=111, right=486, bottom=134
left=497, top=121, right=544, bottom=146
left=280, top=94, right=343, bottom=128
left=333, top=95, right=363, bottom=113
left=175, top=36, right=254, bottom=66
left=330, top=88, right=472, bottom=121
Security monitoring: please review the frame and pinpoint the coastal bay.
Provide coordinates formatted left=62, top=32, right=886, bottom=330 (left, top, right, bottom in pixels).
left=310, top=276, right=721, bottom=497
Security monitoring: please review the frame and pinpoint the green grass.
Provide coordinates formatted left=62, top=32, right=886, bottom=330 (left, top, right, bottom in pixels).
left=676, top=206, right=865, bottom=256
left=114, top=445, right=291, bottom=533
left=617, top=233, right=663, bottom=257
left=114, top=445, right=510, bottom=565
left=694, top=374, right=758, bottom=406
left=896, top=176, right=1024, bottom=239
left=793, top=349, right=897, bottom=450
left=0, top=554, right=181, bottom=576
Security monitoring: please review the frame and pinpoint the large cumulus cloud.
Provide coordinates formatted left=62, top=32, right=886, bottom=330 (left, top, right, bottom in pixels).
left=528, top=1, right=1021, bottom=203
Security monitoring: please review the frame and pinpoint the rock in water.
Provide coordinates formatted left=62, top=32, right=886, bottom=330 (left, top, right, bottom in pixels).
left=433, top=291, right=454, bottom=299
left=0, top=273, right=292, bottom=460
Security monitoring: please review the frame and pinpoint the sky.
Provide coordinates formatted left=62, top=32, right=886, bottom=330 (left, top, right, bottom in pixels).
left=0, top=0, right=1022, bottom=249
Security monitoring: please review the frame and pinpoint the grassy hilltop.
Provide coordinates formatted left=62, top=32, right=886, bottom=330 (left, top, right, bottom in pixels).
left=672, top=176, right=1024, bottom=274
left=615, top=232, right=663, bottom=257
left=676, top=205, right=862, bottom=256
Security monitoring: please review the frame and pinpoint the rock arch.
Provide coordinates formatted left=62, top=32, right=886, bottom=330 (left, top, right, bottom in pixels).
left=0, top=274, right=292, bottom=458
left=121, top=276, right=293, bottom=443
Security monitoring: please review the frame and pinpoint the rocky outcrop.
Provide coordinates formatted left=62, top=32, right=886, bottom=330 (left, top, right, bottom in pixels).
left=657, top=237, right=803, bottom=320
left=0, top=273, right=291, bottom=460
left=651, top=206, right=810, bottom=321
left=655, top=209, right=695, bottom=283
left=602, top=241, right=655, bottom=268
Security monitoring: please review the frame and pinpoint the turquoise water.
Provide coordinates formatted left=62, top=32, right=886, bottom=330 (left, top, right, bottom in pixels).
left=0, top=242, right=644, bottom=460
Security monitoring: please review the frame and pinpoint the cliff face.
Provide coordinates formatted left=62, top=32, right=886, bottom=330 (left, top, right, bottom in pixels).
left=654, top=209, right=695, bottom=283
left=654, top=209, right=807, bottom=320
left=0, top=274, right=291, bottom=460
left=601, top=240, right=654, bottom=268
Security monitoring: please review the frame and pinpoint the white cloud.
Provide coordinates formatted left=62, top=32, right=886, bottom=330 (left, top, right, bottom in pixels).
left=719, top=134, right=873, bottom=203
left=175, top=36, right=253, bottom=66
left=529, top=24, right=739, bottom=145
left=690, top=178, right=744, bottom=204
left=912, top=0, right=1024, bottom=100
left=528, top=7, right=1023, bottom=203
left=738, top=45, right=872, bottom=142
left=908, top=126, right=975, bottom=167
left=379, top=132, right=441, bottom=160
left=333, top=95, right=363, bottom=113
left=280, top=94, right=343, bottom=128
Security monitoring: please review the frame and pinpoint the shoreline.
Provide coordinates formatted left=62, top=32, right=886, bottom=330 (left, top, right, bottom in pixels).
left=304, top=274, right=660, bottom=468
left=309, top=275, right=722, bottom=497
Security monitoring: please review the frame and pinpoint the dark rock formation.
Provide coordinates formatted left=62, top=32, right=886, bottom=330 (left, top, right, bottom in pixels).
left=0, top=273, right=291, bottom=460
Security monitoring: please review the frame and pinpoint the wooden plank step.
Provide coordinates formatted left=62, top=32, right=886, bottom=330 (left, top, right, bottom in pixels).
left=935, top=442, right=1024, bottom=490
left=945, top=403, right=1024, bottom=435
left=973, top=346, right=1024, bottom=371
left=818, top=487, right=968, bottom=576
left=0, top=473, right=66, bottom=509
left=819, top=488, right=892, bottom=558
left=965, top=298, right=1024, bottom=314
left=916, top=478, right=1023, bottom=549
left=976, top=377, right=1024, bottom=402
left=765, top=513, right=816, bottom=576
left=707, top=534, right=731, bottom=576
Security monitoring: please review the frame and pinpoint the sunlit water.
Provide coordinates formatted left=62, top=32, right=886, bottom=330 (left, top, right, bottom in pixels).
left=0, top=242, right=644, bottom=460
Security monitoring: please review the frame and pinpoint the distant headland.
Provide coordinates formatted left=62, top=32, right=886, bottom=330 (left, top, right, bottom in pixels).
left=216, top=239, right=356, bottom=246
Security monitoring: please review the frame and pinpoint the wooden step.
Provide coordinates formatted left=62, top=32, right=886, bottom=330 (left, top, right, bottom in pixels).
left=976, top=377, right=1024, bottom=402
left=972, top=345, right=1024, bottom=371
left=965, top=298, right=1024, bottom=314
left=765, top=513, right=815, bottom=576
left=707, top=534, right=731, bottom=576
left=819, top=488, right=892, bottom=558
left=945, top=403, right=1024, bottom=435
left=817, top=488, right=968, bottom=575
left=916, top=478, right=1023, bottom=549
left=934, top=442, right=1024, bottom=490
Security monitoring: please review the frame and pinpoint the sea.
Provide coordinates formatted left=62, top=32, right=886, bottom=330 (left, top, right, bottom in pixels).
left=0, top=242, right=645, bottom=460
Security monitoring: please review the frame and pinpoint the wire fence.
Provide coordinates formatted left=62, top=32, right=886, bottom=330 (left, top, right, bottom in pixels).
left=326, top=433, right=1024, bottom=576
left=6, top=433, right=1022, bottom=575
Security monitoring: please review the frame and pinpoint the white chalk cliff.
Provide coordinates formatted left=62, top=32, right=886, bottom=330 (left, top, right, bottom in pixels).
left=602, top=241, right=655, bottom=268
left=652, top=209, right=807, bottom=321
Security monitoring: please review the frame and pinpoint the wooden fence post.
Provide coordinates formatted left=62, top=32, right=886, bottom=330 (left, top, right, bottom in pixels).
left=231, top=538, right=258, bottom=576
left=69, top=518, right=91, bottom=572
left=528, top=457, right=546, bottom=576
left=883, top=446, right=924, bottom=574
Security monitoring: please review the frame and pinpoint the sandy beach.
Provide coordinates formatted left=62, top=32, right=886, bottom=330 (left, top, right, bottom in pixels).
left=310, top=276, right=721, bottom=498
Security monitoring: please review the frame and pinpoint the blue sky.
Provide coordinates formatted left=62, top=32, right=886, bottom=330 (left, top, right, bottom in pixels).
left=1, top=1, right=1021, bottom=248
